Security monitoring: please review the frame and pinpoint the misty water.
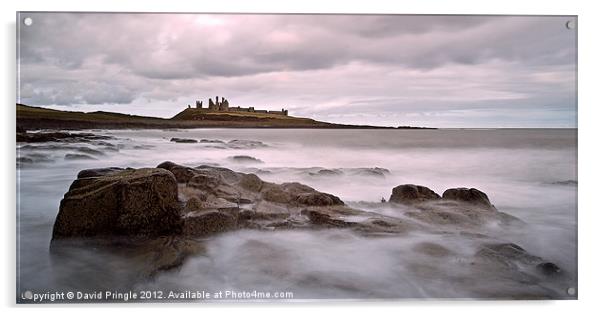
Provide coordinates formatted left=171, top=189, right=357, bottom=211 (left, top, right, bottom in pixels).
left=17, top=128, right=577, bottom=300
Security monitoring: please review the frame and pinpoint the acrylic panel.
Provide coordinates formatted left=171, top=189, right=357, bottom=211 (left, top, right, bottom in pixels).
left=16, top=12, right=577, bottom=303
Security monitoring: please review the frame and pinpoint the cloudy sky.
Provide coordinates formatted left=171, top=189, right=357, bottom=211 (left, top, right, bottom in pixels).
left=18, top=13, right=576, bottom=127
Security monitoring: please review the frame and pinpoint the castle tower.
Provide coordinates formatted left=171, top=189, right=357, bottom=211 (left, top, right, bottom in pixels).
left=219, top=98, right=230, bottom=111
left=196, top=100, right=202, bottom=108
left=208, top=98, right=216, bottom=110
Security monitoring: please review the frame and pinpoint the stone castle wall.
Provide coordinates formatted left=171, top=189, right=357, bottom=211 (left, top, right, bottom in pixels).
left=192, top=96, right=287, bottom=116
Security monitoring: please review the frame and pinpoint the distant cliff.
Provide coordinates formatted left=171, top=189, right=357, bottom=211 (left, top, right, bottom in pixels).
left=17, top=104, right=408, bottom=130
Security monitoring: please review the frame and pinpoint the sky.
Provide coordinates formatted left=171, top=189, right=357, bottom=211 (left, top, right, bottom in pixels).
left=17, top=13, right=577, bottom=128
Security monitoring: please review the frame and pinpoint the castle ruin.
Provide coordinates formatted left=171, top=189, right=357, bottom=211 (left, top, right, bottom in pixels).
left=192, top=96, right=288, bottom=116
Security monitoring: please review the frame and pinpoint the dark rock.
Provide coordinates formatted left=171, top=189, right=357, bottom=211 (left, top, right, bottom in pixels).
left=258, top=182, right=344, bottom=206
left=64, top=153, right=97, bottom=160
left=536, top=262, right=562, bottom=276
left=442, top=188, right=494, bottom=209
left=185, top=196, right=205, bottom=212
left=76, top=147, right=106, bottom=156
left=187, top=171, right=222, bottom=191
left=52, top=168, right=182, bottom=240
left=195, top=165, right=241, bottom=183
left=239, top=173, right=264, bottom=192
left=309, top=169, right=343, bottom=177
left=16, top=157, right=34, bottom=165
left=475, top=243, right=542, bottom=268
left=157, top=161, right=197, bottom=183
left=199, top=139, right=225, bottom=144
left=17, top=131, right=113, bottom=143
left=413, top=242, right=453, bottom=257
left=229, top=155, right=264, bottom=163
left=371, top=219, right=395, bottom=227
left=296, top=192, right=344, bottom=206
left=351, top=167, right=390, bottom=177
left=261, top=184, right=291, bottom=203
left=227, top=139, right=267, bottom=149
left=170, top=137, right=198, bottom=143
left=389, top=184, right=441, bottom=203
left=77, top=167, right=125, bottom=178
left=183, top=211, right=237, bottom=237
left=306, top=210, right=354, bottom=228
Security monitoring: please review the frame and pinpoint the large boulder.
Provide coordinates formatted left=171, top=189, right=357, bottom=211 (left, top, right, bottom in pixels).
left=52, top=168, right=182, bottom=240
left=389, top=184, right=441, bottom=204
left=442, top=187, right=494, bottom=209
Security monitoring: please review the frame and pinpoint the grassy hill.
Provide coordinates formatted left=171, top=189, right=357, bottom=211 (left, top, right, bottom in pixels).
left=17, top=104, right=393, bottom=130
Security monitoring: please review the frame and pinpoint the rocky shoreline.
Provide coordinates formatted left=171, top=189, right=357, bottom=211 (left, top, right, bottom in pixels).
left=48, top=161, right=566, bottom=296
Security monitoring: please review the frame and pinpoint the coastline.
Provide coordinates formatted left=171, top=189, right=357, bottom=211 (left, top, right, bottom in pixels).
left=16, top=104, right=435, bottom=131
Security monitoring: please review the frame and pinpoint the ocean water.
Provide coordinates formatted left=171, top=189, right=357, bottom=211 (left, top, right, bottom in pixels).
left=16, top=128, right=577, bottom=300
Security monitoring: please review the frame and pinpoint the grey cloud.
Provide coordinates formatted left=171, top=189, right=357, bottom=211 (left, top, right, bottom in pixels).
left=17, top=13, right=576, bottom=127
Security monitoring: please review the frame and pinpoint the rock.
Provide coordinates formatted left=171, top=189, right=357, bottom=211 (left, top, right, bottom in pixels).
left=295, top=192, right=344, bottom=206
left=17, top=131, right=113, bottom=143
left=239, top=173, right=264, bottom=192
left=199, top=139, right=225, bottom=144
left=309, top=169, right=343, bottom=177
left=170, top=137, right=197, bottom=143
left=475, top=243, right=542, bottom=268
left=16, top=157, right=34, bottom=165
left=187, top=171, right=222, bottom=191
left=406, top=209, right=470, bottom=226
left=261, top=184, right=291, bottom=203
left=77, top=167, right=125, bottom=178
left=183, top=211, right=237, bottom=237
left=442, top=188, right=494, bottom=208
left=351, top=167, right=390, bottom=177
left=536, top=262, right=562, bottom=276
left=195, top=165, right=241, bottom=183
left=64, top=153, right=97, bottom=160
left=306, top=210, right=354, bottom=228
left=157, top=161, right=197, bottom=183
left=259, top=182, right=344, bottom=206
left=227, top=139, right=267, bottom=149
left=184, top=196, right=205, bottom=212
left=229, top=155, right=264, bottom=163
left=134, top=237, right=205, bottom=276
left=389, top=184, right=440, bottom=203
left=76, top=147, right=105, bottom=156
left=52, top=168, right=182, bottom=240
left=413, top=242, right=453, bottom=257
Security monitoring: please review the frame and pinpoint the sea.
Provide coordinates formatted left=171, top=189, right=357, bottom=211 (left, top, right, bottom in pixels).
left=16, top=128, right=577, bottom=301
